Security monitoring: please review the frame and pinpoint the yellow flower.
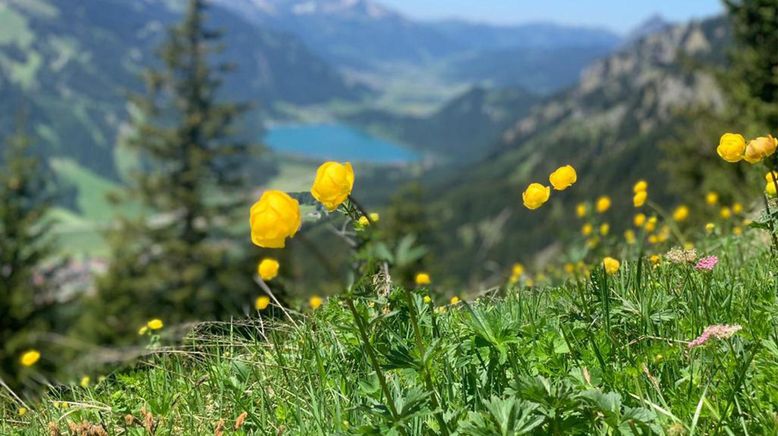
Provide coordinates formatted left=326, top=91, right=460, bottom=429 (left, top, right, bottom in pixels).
left=645, top=216, right=657, bottom=232
left=633, top=190, right=647, bottom=208
left=423, top=295, right=432, bottom=304
left=257, top=258, right=280, bottom=281
left=705, top=192, right=718, bottom=206
left=522, top=183, right=551, bottom=210
left=595, top=196, right=611, bottom=213
left=649, top=254, right=661, bottom=265
left=633, top=180, right=648, bottom=193
left=255, top=296, right=271, bottom=310
left=138, top=325, right=148, bottom=335
left=369, top=212, right=380, bottom=222
left=705, top=222, right=715, bottom=234
left=576, top=203, right=587, bottom=218
left=450, top=296, right=461, bottom=305
left=733, top=226, right=743, bottom=236
left=600, top=223, right=610, bottom=236
left=581, top=223, right=593, bottom=236
left=309, top=295, right=323, bottom=310
left=767, top=181, right=777, bottom=197
left=415, top=272, right=431, bottom=286
left=147, top=319, right=164, bottom=330
left=624, top=229, right=636, bottom=244
left=524, top=278, right=534, bottom=287
left=19, top=350, right=40, bottom=367
left=311, top=161, right=355, bottom=211
left=564, top=263, right=575, bottom=274
left=743, top=135, right=777, bottom=164
left=766, top=171, right=778, bottom=183
left=683, top=242, right=694, bottom=250
left=672, top=205, right=689, bottom=222
left=357, top=216, right=369, bottom=227
left=80, top=376, right=90, bottom=388
left=250, top=190, right=302, bottom=248
left=647, top=234, right=658, bottom=244
left=720, top=207, right=732, bottom=219
left=549, top=165, right=577, bottom=190
left=716, top=133, right=746, bottom=162
left=18, top=407, right=27, bottom=417
left=602, top=257, right=620, bottom=275
left=511, top=263, right=524, bottom=278
left=586, top=236, right=600, bottom=248
left=633, top=213, right=646, bottom=227
left=732, top=202, right=743, bottom=215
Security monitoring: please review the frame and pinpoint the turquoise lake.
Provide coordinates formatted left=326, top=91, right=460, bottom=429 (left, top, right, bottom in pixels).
left=265, top=123, right=418, bottom=164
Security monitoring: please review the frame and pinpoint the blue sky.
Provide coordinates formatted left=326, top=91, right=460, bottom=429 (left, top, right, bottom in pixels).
left=379, top=0, right=723, bottom=34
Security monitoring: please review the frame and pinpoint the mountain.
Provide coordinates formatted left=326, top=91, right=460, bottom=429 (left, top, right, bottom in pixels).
left=0, top=0, right=364, bottom=179
left=345, top=86, right=542, bottom=162
left=624, top=14, right=672, bottom=44
left=213, top=0, right=621, bottom=92
left=423, top=17, right=730, bottom=282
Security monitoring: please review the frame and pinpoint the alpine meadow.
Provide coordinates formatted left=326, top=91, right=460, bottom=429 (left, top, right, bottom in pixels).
left=3, top=0, right=778, bottom=434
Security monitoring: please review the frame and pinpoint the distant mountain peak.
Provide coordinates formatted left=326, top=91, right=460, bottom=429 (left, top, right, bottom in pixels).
left=625, top=13, right=672, bottom=43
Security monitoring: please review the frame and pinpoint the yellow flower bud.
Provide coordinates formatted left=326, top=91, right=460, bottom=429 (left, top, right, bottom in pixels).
left=705, top=222, right=715, bottom=234
left=522, top=183, right=551, bottom=210
left=733, top=226, right=743, bottom=236
left=767, top=181, right=777, bottom=197
left=576, top=203, right=587, bottom=218
left=600, top=223, right=610, bottom=236
left=633, top=180, right=648, bottom=193
left=369, top=212, right=380, bottom=222
left=645, top=216, right=657, bottom=232
left=649, top=254, right=661, bottom=265
left=311, top=161, right=355, bottom=211
left=716, top=133, right=746, bottom=163
left=672, top=205, right=689, bottom=222
left=720, top=207, right=732, bottom=219
left=581, top=223, right=593, bottom=236
left=633, top=213, right=646, bottom=227
left=258, top=258, right=280, bottom=281
left=633, top=190, right=647, bottom=207
left=564, top=263, right=575, bottom=274
left=80, top=376, right=90, bottom=388
left=147, top=319, right=164, bottom=330
left=549, top=165, right=577, bottom=191
left=415, top=272, right=431, bottom=286
left=255, top=296, right=271, bottom=310
left=19, top=350, right=40, bottom=367
left=624, top=229, right=636, bottom=244
left=766, top=171, right=778, bottom=183
left=743, top=135, right=777, bottom=164
left=732, top=202, right=743, bottom=215
left=705, top=192, right=718, bottom=206
left=423, top=295, right=432, bottom=304
left=602, top=257, right=620, bottom=275
left=511, top=263, right=524, bottom=277
left=309, top=295, right=323, bottom=310
left=595, top=195, right=611, bottom=213
left=450, top=296, right=461, bottom=305
left=250, top=190, right=302, bottom=248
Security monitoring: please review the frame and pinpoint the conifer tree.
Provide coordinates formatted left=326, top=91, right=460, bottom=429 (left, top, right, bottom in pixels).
left=87, top=0, right=257, bottom=343
left=0, top=127, right=60, bottom=387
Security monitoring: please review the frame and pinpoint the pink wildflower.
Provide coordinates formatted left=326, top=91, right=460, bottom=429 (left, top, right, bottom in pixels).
left=694, top=256, right=719, bottom=271
left=688, top=324, right=742, bottom=349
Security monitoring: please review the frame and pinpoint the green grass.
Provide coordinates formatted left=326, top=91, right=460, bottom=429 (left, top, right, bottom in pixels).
left=3, top=230, right=777, bottom=434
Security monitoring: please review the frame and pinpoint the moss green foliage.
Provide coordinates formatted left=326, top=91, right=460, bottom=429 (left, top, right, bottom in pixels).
left=3, top=231, right=778, bottom=434
left=81, top=0, right=258, bottom=345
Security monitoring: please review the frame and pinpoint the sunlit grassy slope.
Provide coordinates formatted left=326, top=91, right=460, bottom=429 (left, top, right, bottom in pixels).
left=3, top=231, right=777, bottom=434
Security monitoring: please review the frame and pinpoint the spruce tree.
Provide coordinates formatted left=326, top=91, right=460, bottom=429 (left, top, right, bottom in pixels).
left=87, top=0, right=256, bottom=343
left=0, top=127, right=60, bottom=387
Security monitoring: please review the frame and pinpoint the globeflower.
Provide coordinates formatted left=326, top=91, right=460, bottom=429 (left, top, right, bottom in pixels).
left=602, top=257, right=620, bottom=275
left=649, top=254, right=661, bottom=266
left=716, top=133, right=746, bottom=162
left=743, top=135, right=777, bottom=164
left=720, top=207, right=732, bottom=219
left=522, top=183, right=551, bottom=210
left=581, top=223, right=593, bottom=236
left=595, top=196, right=611, bottom=213
left=19, top=350, right=40, bottom=367
left=732, top=202, right=743, bottom=215
left=309, top=295, right=323, bottom=310
left=767, top=181, right=777, bottom=197
left=705, top=222, right=715, bottom=234
left=549, top=165, right=577, bottom=190
left=257, top=258, right=280, bottom=281
left=599, top=223, right=610, bottom=236
left=672, top=205, right=689, bottom=222
left=511, top=263, right=524, bottom=278
left=255, top=296, right=271, bottom=310
left=624, top=229, right=636, bottom=244
left=633, top=213, right=646, bottom=227
left=250, top=190, right=302, bottom=248
left=705, top=192, right=718, bottom=206
left=450, top=296, right=461, bottom=305
left=576, top=203, right=587, bottom=218
left=311, top=161, right=355, bottom=211
left=147, top=319, right=164, bottom=330
left=415, top=272, right=431, bottom=286
left=633, top=180, right=648, bottom=193
left=644, top=216, right=657, bottom=232
left=633, top=190, right=647, bottom=207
